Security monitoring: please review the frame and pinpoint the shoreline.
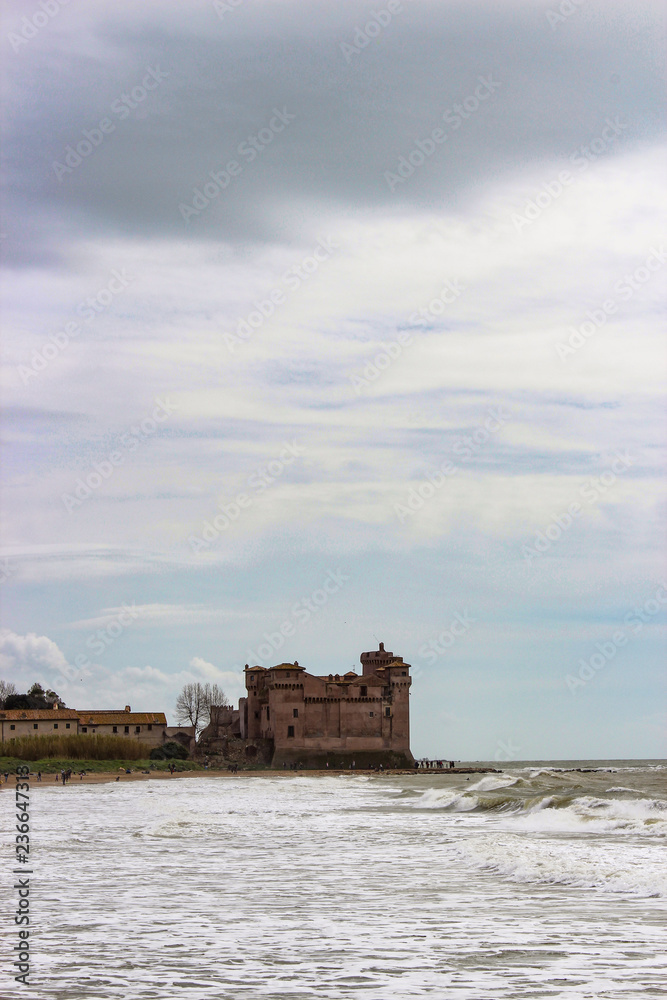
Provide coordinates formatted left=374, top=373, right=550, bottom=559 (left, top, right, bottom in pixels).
left=1, top=766, right=500, bottom=787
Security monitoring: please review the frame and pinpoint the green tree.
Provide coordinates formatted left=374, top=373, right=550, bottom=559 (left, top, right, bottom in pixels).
left=4, top=682, right=67, bottom=710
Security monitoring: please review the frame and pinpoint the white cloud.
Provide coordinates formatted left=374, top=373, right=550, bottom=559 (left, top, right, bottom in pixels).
left=0, top=629, right=76, bottom=686
left=1, top=0, right=665, bottom=757
left=66, top=604, right=258, bottom=630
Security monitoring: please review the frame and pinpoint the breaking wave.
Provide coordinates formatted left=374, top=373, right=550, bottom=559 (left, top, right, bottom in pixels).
left=403, top=784, right=667, bottom=836
left=397, top=773, right=667, bottom=897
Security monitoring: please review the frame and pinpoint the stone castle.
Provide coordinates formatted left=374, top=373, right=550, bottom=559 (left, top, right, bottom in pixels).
left=201, top=643, right=413, bottom=768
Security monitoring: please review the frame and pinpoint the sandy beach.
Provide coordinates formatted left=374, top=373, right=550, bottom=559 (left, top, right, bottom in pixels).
left=2, top=766, right=496, bottom=787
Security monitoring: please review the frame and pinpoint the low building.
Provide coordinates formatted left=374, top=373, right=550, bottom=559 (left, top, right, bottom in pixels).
left=0, top=708, right=80, bottom=743
left=0, top=704, right=168, bottom=751
left=76, top=707, right=167, bottom=748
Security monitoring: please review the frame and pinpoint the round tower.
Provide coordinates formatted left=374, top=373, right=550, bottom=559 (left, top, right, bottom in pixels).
left=360, top=641, right=406, bottom=676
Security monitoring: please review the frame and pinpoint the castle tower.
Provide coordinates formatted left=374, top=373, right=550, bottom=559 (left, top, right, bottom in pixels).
left=360, top=641, right=405, bottom=675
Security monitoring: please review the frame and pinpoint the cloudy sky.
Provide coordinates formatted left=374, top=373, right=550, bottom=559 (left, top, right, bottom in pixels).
left=1, top=0, right=665, bottom=759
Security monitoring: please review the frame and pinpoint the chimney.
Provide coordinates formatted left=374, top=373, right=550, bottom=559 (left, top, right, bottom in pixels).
left=125, top=705, right=131, bottom=712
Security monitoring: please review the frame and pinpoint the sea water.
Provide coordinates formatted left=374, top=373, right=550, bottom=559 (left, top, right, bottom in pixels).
left=1, top=760, right=665, bottom=999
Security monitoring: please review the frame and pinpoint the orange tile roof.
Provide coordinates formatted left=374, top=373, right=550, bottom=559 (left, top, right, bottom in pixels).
left=76, top=709, right=129, bottom=714
left=77, top=712, right=167, bottom=725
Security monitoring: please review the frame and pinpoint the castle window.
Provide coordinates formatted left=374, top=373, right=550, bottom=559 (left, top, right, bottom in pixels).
left=287, top=725, right=294, bottom=738
left=10, top=724, right=15, bottom=730
left=33, top=723, right=38, bottom=729
left=113, top=726, right=118, bottom=733
left=54, top=723, right=58, bottom=729
left=81, top=726, right=87, bottom=732
left=402, top=671, right=407, bottom=676
left=385, top=707, right=391, bottom=717
left=293, top=708, right=298, bottom=718
left=65, top=723, right=70, bottom=729
left=369, top=712, right=374, bottom=717
left=360, top=686, right=367, bottom=697
left=254, top=712, right=259, bottom=719
left=124, top=726, right=129, bottom=734
left=148, top=724, right=152, bottom=731
left=135, top=726, right=141, bottom=733
left=266, top=707, right=270, bottom=720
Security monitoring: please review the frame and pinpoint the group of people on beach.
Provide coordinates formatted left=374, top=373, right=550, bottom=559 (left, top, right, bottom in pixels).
left=416, top=760, right=456, bottom=769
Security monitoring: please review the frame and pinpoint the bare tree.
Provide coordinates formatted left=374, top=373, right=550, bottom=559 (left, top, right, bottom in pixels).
left=0, top=679, right=17, bottom=708
left=175, top=682, right=230, bottom=735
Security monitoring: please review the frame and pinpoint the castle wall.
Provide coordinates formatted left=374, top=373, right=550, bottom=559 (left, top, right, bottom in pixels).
left=199, top=647, right=413, bottom=767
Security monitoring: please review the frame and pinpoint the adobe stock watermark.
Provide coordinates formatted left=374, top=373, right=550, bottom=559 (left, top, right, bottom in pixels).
left=555, top=246, right=667, bottom=361
left=494, top=737, right=521, bottom=762
left=0, top=558, right=17, bottom=584
left=349, top=278, right=464, bottom=395
left=61, top=397, right=178, bottom=513
left=52, top=66, right=169, bottom=181
left=384, top=75, right=501, bottom=192
left=339, top=0, right=415, bottom=63
left=394, top=406, right=511, bottom=523
left=179, top=107, right=296, bottom=223
left=13, top=764, right=32, bottom=986
left=7, top=0, right=71, bottom=54
left=522, top=451, right=633, bottom=565
left=565, top=581, right=667, bottom=694
left=68, top=604, right=143, bottom=679
left=512, top=117, right=627, bottom=234
left=546, top=0, right=587, bottom=31
left=213, top=0, right=245, bottom=17
left=418, top=611, right=476, bottom=665
left=223, top=236, right=340, bottom=352
left=189, top=440, right=305, bottom=553
left=17, top=267, right=134, bottom=386
left=240, top=569, right=350, bottom=665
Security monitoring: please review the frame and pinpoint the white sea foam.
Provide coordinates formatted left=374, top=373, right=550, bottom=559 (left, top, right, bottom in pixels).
left=1, top=767, right=665, bottom=999
left=502, top=794, right=667, bottom=835
left=451, top=832, right=667, bottom=897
